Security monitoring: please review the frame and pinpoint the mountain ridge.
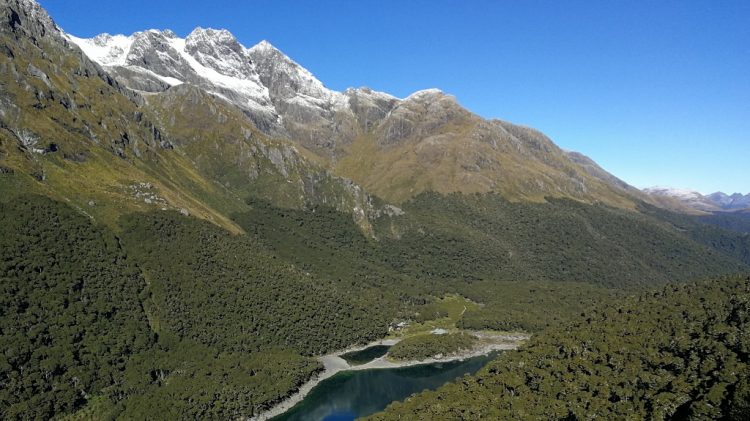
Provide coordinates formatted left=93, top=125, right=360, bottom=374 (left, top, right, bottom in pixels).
left=644, top=186, right=750, bottom=212
left=0, top=0, right=390, bottom=233
left=3, top=2, right=750, bottom=419
left=66, top=24, right=652, bottom=208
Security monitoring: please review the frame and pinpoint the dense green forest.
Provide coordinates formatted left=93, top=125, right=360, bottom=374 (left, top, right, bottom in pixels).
left=0, top=195, right=402, bottom=419
left=0, top=195, right=154, bottom=419
left=236, top=193, right=748, bottom=290
left=119, top=210, right=398, bottom=355
left=698, top=211, right=750, bottom=235
left=386, top=194, right=747, bottom=287
left=2, top=192, right=749, bottom=419
left=369, top=275, right=750, bottom=420
left=639, top=203, right=750, bottom=267
left=457, top=281, right=617, bottom=333
left=388, top=333, right=477, bottom=361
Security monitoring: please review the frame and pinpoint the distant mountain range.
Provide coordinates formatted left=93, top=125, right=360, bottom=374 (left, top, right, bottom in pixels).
left=643, top=187, right=750, bottom=212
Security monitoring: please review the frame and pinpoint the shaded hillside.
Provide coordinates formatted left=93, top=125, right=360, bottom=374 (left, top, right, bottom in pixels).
left=639, top=203, right=750, bottom=267
left=234, top=193, right=748, bottom=289
left=698, top=211, right=750, bottom=235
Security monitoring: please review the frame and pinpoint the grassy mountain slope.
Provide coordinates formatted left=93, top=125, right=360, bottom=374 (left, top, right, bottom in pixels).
left=0, top=0, right=246, bottom=231
left=333, top=91, right=650, bottom=208
left=0, top=0, right=388, bottom=235
left=143, top=85, right=384, bottom=232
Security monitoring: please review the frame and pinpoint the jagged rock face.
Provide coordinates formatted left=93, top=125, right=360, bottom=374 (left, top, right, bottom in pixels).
left=248, top=40, right=340, bottom=104
left=248, top=40, right=364, bottom=154
left=70, top=30, right=402, bottom=156
left=345, top=87, right=400, bottom=132
left=0, top=0, right=168, bottom=158
left=1, top=0, right=60, bottom=42
left=107, top=66, right=171, bottom=92
left=68, top=28, right=282, bottom=133
left=126, top=30, right=187, bottom=80
left=185, top=28, right=253, bottom=78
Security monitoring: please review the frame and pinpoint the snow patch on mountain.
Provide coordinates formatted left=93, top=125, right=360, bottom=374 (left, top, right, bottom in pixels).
left=247, top=39, right=350, bottom=112
left=67, top=33, right=133, bottom=66
left=405, top=88, right=444, bottom=101
left=67, top=26, right=409, bottom=141
left=185, top=28, right=254, bottom=79
left=643, top=186, right=704, bottom=200
left=67, top=29, right=277, bottom=116
left=166, top=37, right=272, bottom=112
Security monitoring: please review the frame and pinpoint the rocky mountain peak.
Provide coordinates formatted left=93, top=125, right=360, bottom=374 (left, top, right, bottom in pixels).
left=404, top=88, right=445, bottom=101
left=2, top=0, right=61, bottom=40
left=126, top=30, right=186, bottom=75
left=68, top=27, right=280, bottom=131
left=248, top=39, right=340, bottom=104
left=185, top=27, right=254, bottom=79
left=642, top=187, right=750, bottom=212
left=250, top=39, right=277, bottom=53
left=91, top=33, right=114, bottom=46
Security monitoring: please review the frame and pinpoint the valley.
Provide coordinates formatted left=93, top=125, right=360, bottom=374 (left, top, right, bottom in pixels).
left=1, top=1, right=749, bottom=420
left=256, top=295, right=528, bottom=420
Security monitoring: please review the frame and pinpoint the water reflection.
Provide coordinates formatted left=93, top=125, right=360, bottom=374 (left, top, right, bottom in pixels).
left=274, top=353, right=497, bottom=421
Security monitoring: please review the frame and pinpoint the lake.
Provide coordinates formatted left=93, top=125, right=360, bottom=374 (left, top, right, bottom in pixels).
left=272, top=352, right=498, bottom=421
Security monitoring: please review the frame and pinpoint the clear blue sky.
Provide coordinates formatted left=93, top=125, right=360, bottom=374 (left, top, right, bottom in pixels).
left=39, top=0, right=750, bottom=194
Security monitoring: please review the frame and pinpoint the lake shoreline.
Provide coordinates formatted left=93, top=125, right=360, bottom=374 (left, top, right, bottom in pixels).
left=250, top=333, right=527, bottom=420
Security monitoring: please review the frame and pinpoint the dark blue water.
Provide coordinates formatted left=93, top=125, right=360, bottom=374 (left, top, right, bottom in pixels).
left=272, top=352, right=497, bottom=421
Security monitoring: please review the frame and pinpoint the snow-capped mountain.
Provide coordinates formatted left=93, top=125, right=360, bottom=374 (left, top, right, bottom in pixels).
left=67, top=28, right=399, bottom=143
left=62, top=22, right=651, bottom=207
left=67, top=28, right=285, bottom=131
left=248, top=39, right=349, bottom=112
left=643, top=187, right=704, bottom=201
left=643, top=187, right=750, bottom=212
